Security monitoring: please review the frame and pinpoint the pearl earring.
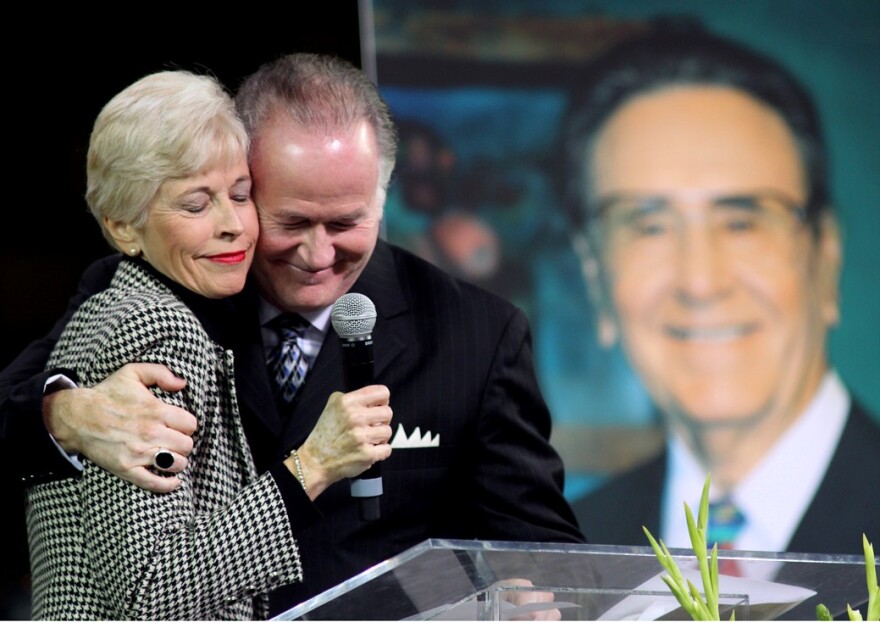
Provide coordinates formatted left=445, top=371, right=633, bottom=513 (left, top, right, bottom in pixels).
left=130, top=248, right=139, bottom=256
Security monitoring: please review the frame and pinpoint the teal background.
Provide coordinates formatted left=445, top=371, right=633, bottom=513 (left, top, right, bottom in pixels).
left=561, top=0, right=880, bottom=420
left=373, top=1, right=880, bottom=499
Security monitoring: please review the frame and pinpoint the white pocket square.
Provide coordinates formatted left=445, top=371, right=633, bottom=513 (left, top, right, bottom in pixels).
left=390, top=424, right=440, bottom=448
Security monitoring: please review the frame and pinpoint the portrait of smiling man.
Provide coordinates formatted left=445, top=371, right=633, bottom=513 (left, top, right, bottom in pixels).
left=564, top=26, right=879, bottom=555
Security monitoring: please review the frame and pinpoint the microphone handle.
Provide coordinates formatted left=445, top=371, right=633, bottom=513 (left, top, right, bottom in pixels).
left=351, top=465, right=382, bottom=521
left=341, top=338, right=382, bottom=521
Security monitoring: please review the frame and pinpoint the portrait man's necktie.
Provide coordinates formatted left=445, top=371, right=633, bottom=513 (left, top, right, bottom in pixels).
left=707, top=496, right=747, bottom=576
left=269, top=314, right=311, bottom=403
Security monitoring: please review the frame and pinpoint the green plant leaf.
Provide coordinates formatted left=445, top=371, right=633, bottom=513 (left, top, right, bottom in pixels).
left=685, top=502, right=706, bottom=552
left=847, top=603, right=864, bottom=621
left=698, top=474, right=711, bottom=533
left=711, top=544, right=720, bottom=610
left=687, top=579, right=711, bottom=620
left=661, top=574, right=694, bottom=615
left=862, top=534, right=878, bottom=621
left=643, top=474, right=733, bottom=620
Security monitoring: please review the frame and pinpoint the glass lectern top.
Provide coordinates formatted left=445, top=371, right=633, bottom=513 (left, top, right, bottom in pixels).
left=274, top=539, right=870, bottom=620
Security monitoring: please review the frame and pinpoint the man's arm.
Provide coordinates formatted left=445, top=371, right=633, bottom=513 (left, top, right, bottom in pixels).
left=0, top=256, right=120, bottom=481
left=0, top=255, right=197, bottom=492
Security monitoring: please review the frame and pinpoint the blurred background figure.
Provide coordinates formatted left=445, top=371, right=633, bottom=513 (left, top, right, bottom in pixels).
left=384, top=119, right=506, bottom=293
left=384, top=119, right=500, bottom=282
left=562, top=26, right=879, bottom=555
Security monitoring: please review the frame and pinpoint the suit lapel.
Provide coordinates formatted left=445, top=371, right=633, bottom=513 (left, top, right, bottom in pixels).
left=787, top=401, right=880, bottom=554
left=235, top=332, right=280, bottom=435
left=231, top=284, right=286, bottom=469
left=351, top=240, right=408, bottom=380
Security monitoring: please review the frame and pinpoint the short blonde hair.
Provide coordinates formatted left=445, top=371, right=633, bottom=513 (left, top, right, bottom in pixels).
left=86, top=70, right=249, bottom=249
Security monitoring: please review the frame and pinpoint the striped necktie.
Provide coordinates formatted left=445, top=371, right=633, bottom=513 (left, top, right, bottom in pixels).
left=268, top=314, right=311, bottom=403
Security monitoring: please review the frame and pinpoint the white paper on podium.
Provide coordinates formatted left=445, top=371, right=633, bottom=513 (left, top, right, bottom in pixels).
left=598, top=565, right=816, bottom=620
left=411, top=599, right=581, bottom=620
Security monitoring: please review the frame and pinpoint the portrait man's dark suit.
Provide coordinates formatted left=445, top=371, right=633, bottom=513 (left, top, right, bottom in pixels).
left=0, top=238, right=584, bottom=613
left=574, top=402, right=880, bottom=556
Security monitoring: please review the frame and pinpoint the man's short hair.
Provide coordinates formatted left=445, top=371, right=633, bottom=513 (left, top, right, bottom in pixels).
left=235, top=53, right=398, bottom=196
left=561, top=23, right=830, bottom=235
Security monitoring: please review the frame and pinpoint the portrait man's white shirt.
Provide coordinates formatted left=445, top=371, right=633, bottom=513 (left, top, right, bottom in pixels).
left=663, top=371, right=849, bottom=553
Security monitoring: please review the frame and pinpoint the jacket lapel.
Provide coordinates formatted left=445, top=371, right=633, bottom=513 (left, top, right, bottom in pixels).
left=351, top=240, right=408, bottom=380
left=231, top=284, right=286, bottom=470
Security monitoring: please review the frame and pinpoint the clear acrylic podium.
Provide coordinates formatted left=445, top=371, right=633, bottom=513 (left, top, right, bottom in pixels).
left=273, top=539, right=870, bottom=620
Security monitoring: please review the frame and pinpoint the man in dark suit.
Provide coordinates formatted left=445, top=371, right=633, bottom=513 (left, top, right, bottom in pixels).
left=0, top=53, right=583, bottom=615
left=561, top=27, right=879, bottom=555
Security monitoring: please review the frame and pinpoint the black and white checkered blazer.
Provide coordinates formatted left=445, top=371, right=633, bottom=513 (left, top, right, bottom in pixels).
left=26, top=260, right=302, bottom=620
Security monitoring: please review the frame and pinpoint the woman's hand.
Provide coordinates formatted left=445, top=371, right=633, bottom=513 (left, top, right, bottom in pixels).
left=289, top=385, right=393, bottom=500
left=45, top=363, right=197, bottom=492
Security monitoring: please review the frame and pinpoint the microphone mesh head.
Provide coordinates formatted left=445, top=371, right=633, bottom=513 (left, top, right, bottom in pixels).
left=331, top=293, right=377, bottom=338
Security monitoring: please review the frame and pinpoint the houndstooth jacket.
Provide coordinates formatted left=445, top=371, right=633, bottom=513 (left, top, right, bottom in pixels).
left=26, top=259, right=303, bottom=620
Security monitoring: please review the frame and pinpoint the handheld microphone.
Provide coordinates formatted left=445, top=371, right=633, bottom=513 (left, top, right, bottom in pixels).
left=330, top=293, right=381, bottom=521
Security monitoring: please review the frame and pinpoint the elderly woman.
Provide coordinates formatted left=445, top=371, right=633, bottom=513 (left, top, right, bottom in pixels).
left=25, top=71, right=389, bottom=620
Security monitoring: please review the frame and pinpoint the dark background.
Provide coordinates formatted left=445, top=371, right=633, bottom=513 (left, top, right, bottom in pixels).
left=2, top=10, right=362, bottom=370
left=1, top=7, right=362, bottom=618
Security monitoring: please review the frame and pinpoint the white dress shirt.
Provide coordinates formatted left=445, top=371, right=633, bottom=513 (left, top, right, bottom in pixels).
left=663, top=371, right=850, bottom=553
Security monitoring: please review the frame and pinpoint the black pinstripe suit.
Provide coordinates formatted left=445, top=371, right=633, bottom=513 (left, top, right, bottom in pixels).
left=238, top=240, right=584, bottom=612
left=1, top=239, right=584, bottom=615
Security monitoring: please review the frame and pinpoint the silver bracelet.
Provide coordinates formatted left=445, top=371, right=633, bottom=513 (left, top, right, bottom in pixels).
left=288, top=448, right=308, bottom=493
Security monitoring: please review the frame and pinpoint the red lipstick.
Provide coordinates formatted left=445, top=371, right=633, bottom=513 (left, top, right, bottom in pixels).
left=207, top=251, right=247, bottom=264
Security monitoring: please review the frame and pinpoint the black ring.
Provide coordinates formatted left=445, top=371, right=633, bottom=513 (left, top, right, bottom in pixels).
left=153, top=449, right=175, bottom=470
